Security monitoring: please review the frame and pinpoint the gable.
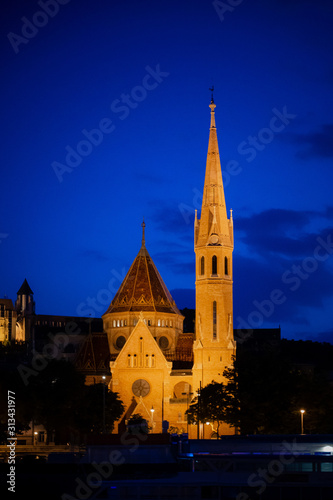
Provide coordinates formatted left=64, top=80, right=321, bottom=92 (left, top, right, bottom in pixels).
left=112, top=318, right=171, bottom=370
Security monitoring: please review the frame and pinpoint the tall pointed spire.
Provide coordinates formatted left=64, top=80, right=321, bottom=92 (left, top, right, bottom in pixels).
left=193, top=94, right=235, bottom=394
left=195, top=98, right=232, bottom=248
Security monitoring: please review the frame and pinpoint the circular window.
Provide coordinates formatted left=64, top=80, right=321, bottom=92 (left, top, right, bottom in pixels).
left=159, top=336, right=169, bottom=349
left=115, top=335, right=126, bottom=349
left=132, top=379, right=150, bottom=397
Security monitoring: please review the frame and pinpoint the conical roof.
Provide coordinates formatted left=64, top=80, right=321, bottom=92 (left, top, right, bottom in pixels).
left=17, top=278, right=33, bottom=295
left=104, top=234, right=181, bottom=316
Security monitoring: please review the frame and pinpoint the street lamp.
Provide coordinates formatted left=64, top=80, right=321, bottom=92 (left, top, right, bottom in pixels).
left=102, top=376, right=106, bottom=434
left=300, top=409, right=305, bottom=435
left=150, top=405, right=155, bottom=431
left=182, top=391, right=194, bottom=434
left=197, top=382, right=202, bottom=439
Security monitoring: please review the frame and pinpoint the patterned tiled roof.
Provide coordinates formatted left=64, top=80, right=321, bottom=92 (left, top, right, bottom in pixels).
left=75, top=332, right=110, bottom=374
left=104, top=246, right=181, bottom=315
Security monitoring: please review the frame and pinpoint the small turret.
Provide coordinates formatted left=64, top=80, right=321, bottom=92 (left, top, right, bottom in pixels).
left=15, top=278, right=35, bottom=315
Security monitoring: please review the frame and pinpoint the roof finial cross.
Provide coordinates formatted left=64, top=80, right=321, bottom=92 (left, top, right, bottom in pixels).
left=209, top=85, right=214, bottom=103
left=141, top=218, right=146, bottom=248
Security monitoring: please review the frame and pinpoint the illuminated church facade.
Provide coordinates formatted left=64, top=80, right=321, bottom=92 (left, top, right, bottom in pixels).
left=102, top=99, right=236, bottom=437
left=1, top=99, right=236, bottom=439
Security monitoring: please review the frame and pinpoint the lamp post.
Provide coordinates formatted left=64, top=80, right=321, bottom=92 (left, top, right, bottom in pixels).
left=102, top=376, right=106, bottom=434
left=150, top=405, right=155, bottom=431
left=300, top=409, right=305, bottom=435
left=197, top=382, right=202, bottom=439
left=182, top=391, right=194, bottom=434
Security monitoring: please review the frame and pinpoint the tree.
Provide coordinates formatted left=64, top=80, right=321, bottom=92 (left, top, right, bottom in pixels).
left=126, top=413, right=150, bottom=435
left=78, top=383, right=124, bottom=435
left=0, top=366, right=32, bottom=444
left=28, top=360, right=124, bottom=442
left=186, top=381, right=232, bottom=437
left=222, top=348, right=333, bottom=435
left=28, top=359, right=86, bottom=443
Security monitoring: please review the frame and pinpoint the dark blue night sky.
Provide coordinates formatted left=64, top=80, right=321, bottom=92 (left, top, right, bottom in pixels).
left=1, top=0, right=333, bottom=343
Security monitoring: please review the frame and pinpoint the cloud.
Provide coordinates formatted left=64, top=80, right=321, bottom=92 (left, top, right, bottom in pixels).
left=149, top=200, right=194, bottom=237
left=153, top=249, right=194, bottom=276
left=233, top=209, right=333, bottom=334
left=234, top=251, right=333, bottom=333
left=236, top=208, right=333, bottom=258
left=310, top=329, right=333, bottom=344
left=149, top=204, right=333, bottom=340
left=290, top=124, right=333, bottom=159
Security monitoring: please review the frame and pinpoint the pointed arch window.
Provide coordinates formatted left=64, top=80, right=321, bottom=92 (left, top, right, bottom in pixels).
left=212, top=255, right=217, bottom=275
left=200, top=256, right=205, bottom=275
left=213, top=301, right=217, bottom=340
left=225, top=256, right=229, bottom=275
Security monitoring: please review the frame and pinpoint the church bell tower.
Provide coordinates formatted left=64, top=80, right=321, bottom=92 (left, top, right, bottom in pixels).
left=193, top=96, right=235, bottom=389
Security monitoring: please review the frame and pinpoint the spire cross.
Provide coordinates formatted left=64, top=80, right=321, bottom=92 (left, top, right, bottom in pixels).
left=141, top=218, right=146, bottom=248
left=209, top=85, right=216, bottom=128
left=209, top=86, right=214, bottom=103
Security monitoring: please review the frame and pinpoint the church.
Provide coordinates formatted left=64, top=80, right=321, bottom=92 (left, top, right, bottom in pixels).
left=1, top=97, right=237, bottom=440
left=101, top=97, right=236, bottom=437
